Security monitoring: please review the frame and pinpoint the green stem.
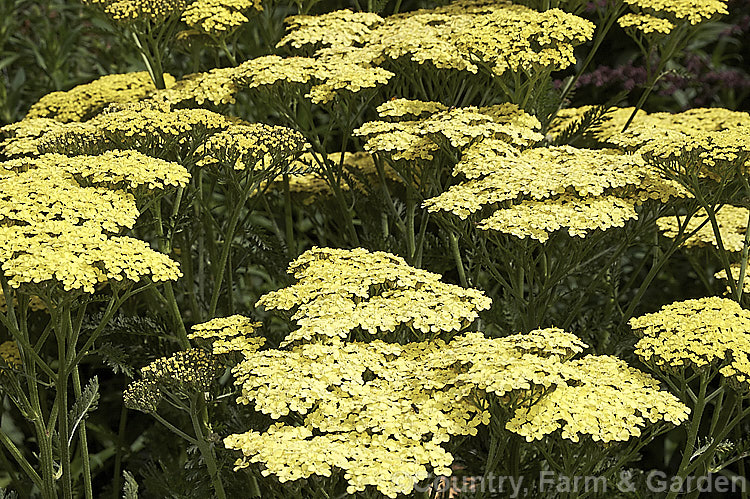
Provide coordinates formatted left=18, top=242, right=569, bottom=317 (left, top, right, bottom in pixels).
left=406, top=193, right=416, bottom=262
left=667, top=370, right=709, bottom=499
left=152, top=200, right=190, bottom=348
left=111, top=403, right=128, bottom=499
left=180, top=231, right=202, bottom=322
left=284, top=173, right=296, bottom=259
left=0, top=429, right=42, bottom=488
left=151, top=412, right=198, bottom=445
left=0, top=312, right=56, bottom=381
left=737, top=204, right=750, bottom=301
left=621, top=24, right=687, bottom=132
left=56, top=306, right=73, bottom=499
left=164, top=282, right=190, bottom=349
left=131, top=31, right=166, bottom=90
left=414, top=211, right=430, bottom=268
left=23, top=324, right=55, bottom=499
left=546, top=2, right=625, bottom=130
left=190, top=394, right=227, bottom=499
left=449, top=230, right=468, bottom=287
left=696, top=194, right=739, bottom=299
left=620, top=237, right=684, bottom=324
left=208, top=196, right=244, bottom=318
left=218, top=38, right=238, bottom=66
left=708, top=380, right=729, bottom=436
left=311, top=146, right=360, bottom=246
left=72, top=366, right=93, bottom=499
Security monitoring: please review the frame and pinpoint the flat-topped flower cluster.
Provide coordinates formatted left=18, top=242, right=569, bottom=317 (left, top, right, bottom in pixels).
left=166, top=247, right=694, bottom=497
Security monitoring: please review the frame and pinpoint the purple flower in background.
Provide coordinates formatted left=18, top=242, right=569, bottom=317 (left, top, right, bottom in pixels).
left=577, top=63, right=648, bottom=91
left=584, top=0, right=610, bottom=13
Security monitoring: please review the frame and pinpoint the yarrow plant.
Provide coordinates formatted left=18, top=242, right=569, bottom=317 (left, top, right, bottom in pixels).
left=1, top=0, right=749, bottom=497
left=207, top=248, right=687, bottom=497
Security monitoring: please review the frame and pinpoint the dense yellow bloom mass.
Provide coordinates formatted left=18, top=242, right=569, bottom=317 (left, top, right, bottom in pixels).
left=506, top=355, right=689, bottom=442
left=656, top=205, right=749, bottom=252
left=235, top=55, right=317, bottom=87
left=231, top=338, right=482, bottom=433
left=630, top=297, right=750, bottom=387
left=613, top=125, right=750, bottom=173
left=553, top=106, right=750, bottom=152
left=91, top=104, right=234, bottom=147
left=425, top=146, right=648, bottom=218
left=0, top=221, right=181, bottom=292
left=141, top=348, right=219, bottom=392
left=376, top=98, right=448, bottom=118
left=26, top=72, right=173, bottom=123
left=123, top=379, right=160, bottom=413
left=424, top=139, right=685, bottom=242
left=7, top=103, right=303, bottom=180
left=82, top=0, right=187, bottom=22
left=190, top=315, right=266, bottom=355
left=225, top=328, right=686, bottom=495
left=277, top=9, right=383, bottom=50
left=355, top=101, right=542, bottom=161
left=477, top=194, right=639, bottom=242
left=196, top=122, right=307, bottom=171
left=450, top=137, right=520, bottom=179
left=223, top=1, right=594, bottom=104
left=715, top=264, right=750, bottom=293
left=256, top=247, right=492, bottom=345
left=224, top=335, right=486, bottom=496
left=226, top=336, right=477, bottom=496
left=452, top=6, right=594, bottom=75
left=371, top=11, right=477, bottom=73
left=0, top=168, right=139, bottom=232
left=190, top=314, right=262, bottom=339
left=280, top=2, right=593, bottom=75
left=618, top=13, right=675, bottom=34
left=225, top=426, right=453, bottom=497
left=581, top=107, right=750, bottom=181
left=182, top=0, right=261, bottom=35
left=150, top=67, right=239, bottom=107
left=0, top=118, right=70, bottom=158
left=3, top=151, right=189, bottom=191
left=4, top=103, right=231, bottom=159
left=125, top=349, right=220, bottom=412
left=233, top=54, right=393, bottom=105
left=430, top=329, right=587, bottom=395
left=623, top=0, right=727, bottom=25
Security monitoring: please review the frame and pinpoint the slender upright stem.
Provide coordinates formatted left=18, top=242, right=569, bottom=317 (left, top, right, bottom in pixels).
left=667, top=371, right=708, bottom=499
left=546, top=1, right=625, bottom=131
left=56, top=306, right=73, bottom=499
left=0, top=430, right=41, bottom=489
left=449, top=231, right=468, bottom=287
left=736, top=183, right=750, bottom=301
left=284, top=173, right=296, bottom=258
left=209, top=195, right=244, bottom=318
left=406, top=193, right=416, bottom=262
left=131, top=31, right=166, bottom=90
left=189, top=394, right=227, bottom=499
left=218, top=38, right=238, bottom=66
left=111, top=403, right=129, bottom=499
left=152, top=200, right=190, bottom=348
left=621, top=25, right=687, bottom=133
left=72, top=366, right=94, bottom=499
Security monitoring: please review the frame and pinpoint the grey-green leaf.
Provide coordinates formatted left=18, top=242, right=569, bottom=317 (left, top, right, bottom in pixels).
left=67, top=376, right=100, bottom=446
left=122, top=470, right=139, bottom=499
